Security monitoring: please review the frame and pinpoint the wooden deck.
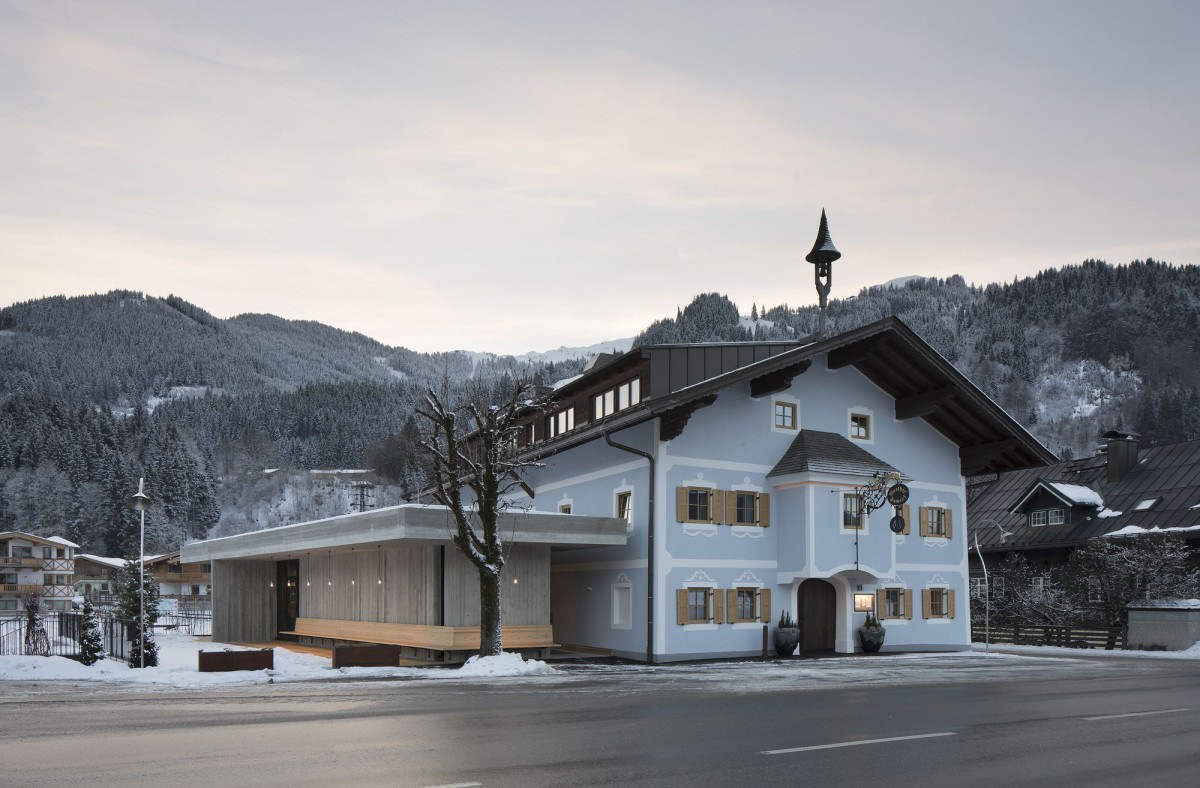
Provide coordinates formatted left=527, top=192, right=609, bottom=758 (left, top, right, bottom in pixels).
left=235, top=641, right=439, bottom=666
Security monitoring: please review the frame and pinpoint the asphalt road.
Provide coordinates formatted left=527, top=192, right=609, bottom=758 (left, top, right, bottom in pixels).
left=3, top=655, right=1199, bottom=787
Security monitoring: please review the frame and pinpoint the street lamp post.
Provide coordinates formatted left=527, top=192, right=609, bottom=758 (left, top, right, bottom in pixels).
left=972, top=519, right=1014, bottom=655
left=126, top=478, right=150, bottom=668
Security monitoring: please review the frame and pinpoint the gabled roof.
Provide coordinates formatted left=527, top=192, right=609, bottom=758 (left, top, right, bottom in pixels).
left=0, top=531, right=77, bottom=548
left=1009, top=479, right=1104, bottom=513
left=969, top=438, right=1200, bottom=551
left=76, top=554, right=128, bottom=569
left=526, top=317, right=1055, bottom=476
left=768, top=429, right=900, bottom=478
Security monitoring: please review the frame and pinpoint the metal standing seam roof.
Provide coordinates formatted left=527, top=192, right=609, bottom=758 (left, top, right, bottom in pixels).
left=968, top=438, right=1200, bottom=552
left=768, top=429, right=901, bottom=478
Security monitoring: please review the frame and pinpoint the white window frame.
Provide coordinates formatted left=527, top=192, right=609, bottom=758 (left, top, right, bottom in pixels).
left=771, top=397, right=799, bottom=433
left=847, top=405, right=874, bottom=444
left=1047, top=508, right=1065, bottom=525
left=841, top=492, right=867, bottom=533
left=1030, top=510, right=1048, bottom=527
left=614, top=486, right=634, bottom=527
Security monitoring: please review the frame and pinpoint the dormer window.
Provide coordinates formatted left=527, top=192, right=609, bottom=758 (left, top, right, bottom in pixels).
left=1030, top=508, right=1065, bottom=527
left=547, top=407, right=575, bottom=438
left=593, top=378, right=642, bottom=420
left=1133, top=498, right=1159, bottom=511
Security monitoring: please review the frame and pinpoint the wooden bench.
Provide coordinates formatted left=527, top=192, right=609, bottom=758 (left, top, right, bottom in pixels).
left=280, top=617, right=557, bottom=660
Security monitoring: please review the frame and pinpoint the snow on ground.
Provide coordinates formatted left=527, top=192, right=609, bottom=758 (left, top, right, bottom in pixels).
left=4, top=630, right=1200, bottom=693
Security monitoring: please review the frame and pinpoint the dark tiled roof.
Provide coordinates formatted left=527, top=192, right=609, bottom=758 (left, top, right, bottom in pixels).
left=968, top=439, right=1200, bottom=552
left=768, top=429, right=900, bottom=478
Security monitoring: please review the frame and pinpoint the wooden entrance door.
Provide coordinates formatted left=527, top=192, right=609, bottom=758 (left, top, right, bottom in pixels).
left=799, top=579, right=836, bottom=652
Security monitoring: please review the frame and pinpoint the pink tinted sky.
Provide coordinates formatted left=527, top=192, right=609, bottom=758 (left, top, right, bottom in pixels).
left=1, top=1, right=1197, bottom=354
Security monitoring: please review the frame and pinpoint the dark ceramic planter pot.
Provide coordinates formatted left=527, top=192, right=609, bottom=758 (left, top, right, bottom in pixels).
left=774, top=627, right=800, bottom=657
left=858, top=625, right=886, bottom=653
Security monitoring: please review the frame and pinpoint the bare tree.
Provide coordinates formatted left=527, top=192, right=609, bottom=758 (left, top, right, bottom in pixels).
left=417, top=379, right=541, bottom=657
left=21, top=592, right=50, bottom=657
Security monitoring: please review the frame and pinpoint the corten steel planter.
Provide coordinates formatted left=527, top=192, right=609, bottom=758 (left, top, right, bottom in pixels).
left=198, top=648, right=274, bottom=672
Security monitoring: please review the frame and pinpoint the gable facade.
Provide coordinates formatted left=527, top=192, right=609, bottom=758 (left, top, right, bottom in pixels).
left=503, top=320, right=1051, bottom=661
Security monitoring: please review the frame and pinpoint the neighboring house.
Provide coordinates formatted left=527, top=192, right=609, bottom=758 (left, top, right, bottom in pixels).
left=74, top=554, right=126, bottom=600
left=505, top=316, right=1052, bottom=661
left=180, top=505, right=627, bottom=662
left=0, top=531, right=77, bottom=616
left=967, top=431, right=1200, bottom=593
left=143, top=551, right=212, bottom=599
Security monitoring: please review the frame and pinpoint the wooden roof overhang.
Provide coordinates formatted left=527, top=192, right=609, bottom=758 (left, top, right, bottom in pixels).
left=518, top=317, right=1054, bottom=476
left=823, top=318, right=1057, bottom=475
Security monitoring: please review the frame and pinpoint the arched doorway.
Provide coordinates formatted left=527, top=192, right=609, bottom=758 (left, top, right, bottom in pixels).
left=798, top=579, right=836, bottom=652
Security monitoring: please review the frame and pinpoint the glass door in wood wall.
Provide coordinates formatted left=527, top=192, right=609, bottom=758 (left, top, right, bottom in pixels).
left=276, top=559, right=299, bottom=636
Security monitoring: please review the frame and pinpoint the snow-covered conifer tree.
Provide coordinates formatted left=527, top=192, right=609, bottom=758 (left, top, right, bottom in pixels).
left=78, top=595, right=105, bottom=665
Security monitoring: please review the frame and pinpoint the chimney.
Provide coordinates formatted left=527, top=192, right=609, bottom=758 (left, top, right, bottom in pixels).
left=1104, top=430, right=1140, bottom=483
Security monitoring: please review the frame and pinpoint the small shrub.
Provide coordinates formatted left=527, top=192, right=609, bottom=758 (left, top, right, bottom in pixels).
left=778, top=610, right=796, bottom=629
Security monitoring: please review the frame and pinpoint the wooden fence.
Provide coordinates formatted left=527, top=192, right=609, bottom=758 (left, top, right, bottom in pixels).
left=971, top=622, right=1126, bottom=650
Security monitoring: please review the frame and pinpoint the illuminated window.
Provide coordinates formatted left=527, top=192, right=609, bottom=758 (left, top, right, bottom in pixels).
left=853, top=593, right=875, bottom=613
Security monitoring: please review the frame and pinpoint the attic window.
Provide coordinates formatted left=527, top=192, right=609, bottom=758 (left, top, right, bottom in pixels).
left=1133, top=498, right=1159, bottom=511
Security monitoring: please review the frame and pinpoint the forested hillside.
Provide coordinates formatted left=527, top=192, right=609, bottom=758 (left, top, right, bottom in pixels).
left=636, top=260, right=1200, bottom=457
left=1, top=258, right=1197, bottom=556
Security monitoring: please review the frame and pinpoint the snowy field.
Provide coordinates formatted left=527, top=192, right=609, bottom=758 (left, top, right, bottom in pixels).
left=2, top=631, right=1198, bottom=694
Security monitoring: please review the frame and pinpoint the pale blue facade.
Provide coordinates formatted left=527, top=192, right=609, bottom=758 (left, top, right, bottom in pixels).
left=514, top=353, right=974, bottom=662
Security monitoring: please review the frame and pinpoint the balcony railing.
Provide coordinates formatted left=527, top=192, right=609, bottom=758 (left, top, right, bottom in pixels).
left=0, top=584, right=45, bottom=594
left=0, top=557, right=43, bottom=568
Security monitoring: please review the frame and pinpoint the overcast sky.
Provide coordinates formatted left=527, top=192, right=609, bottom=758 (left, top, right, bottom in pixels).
left=2, top=1, right=1197, bottom=355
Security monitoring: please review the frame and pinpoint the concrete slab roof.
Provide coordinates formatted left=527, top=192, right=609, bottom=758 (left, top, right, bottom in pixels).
left=180, top=504, right=629, bottom=563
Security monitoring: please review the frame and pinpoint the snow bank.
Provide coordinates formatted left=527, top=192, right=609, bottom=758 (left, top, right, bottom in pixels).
left=974, top=641, right=1200, bottom=660
left=457, top=652, right=555, bottom=677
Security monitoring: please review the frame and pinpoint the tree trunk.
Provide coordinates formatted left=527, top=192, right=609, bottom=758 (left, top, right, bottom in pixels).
left=478, top=569, right=503, bottom=657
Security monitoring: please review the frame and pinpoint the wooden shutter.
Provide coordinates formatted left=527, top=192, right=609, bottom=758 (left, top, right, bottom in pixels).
left=711, top=589, right=723, bottom=623
left=902, top=505, right=911, bottom=535
left=724, top=490, right=737, bottom=525
left=676, top=487, right=688, bottom=523
left=759, top=493, right=771, bottom=527
left=759, top=589, right=771, bottom=623
left=876, top=589, right=887, bottom=620
left=725, top=589, right=737, bottom=622
left=947, top=589, right=956, bottom=619
left=944, top=509, right=954, bottom=539
left=903, top=589, right=913, bottom=619
left=712, top=490, right=724, bottom=524
left=921, top=588, right=932, bottom=619
left=676, top=589, right=688, bottom=624
left=918, top=506, right=930, bottom=537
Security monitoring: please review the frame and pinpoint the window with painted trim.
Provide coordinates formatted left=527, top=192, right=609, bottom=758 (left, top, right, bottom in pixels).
left=1030, top=510, right=1048, bottom=527
left=876, top=588, right=913, bottom=620
left=558, top=504, right=572, bottom=514
left=721, top=490, right=769, bottom=527
left=843, top=494, right=865, bottom=529
left=850, top=412, right=871, bottom=440
left=922, top=588, right=955, bottom=619
left=615, top=491, right=633, bottom=524
left=969, top=577, right=985, bottom=599
left=675, top=587, right=722, bottom=625
left=774, top=401, right=797, bottom=430
left=919, top=506, right=953, bottom=538
left=1030, top=576, right=1047, bottom=601
left=723, top=587, right=771, bottom=623
left=676, top=486, right=721, bottom=524
left=1048, top=508, right=1065, bottom=525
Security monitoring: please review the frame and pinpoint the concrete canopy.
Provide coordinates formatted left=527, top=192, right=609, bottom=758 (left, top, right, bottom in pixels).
left=180, top=504, right=628, bottom=563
